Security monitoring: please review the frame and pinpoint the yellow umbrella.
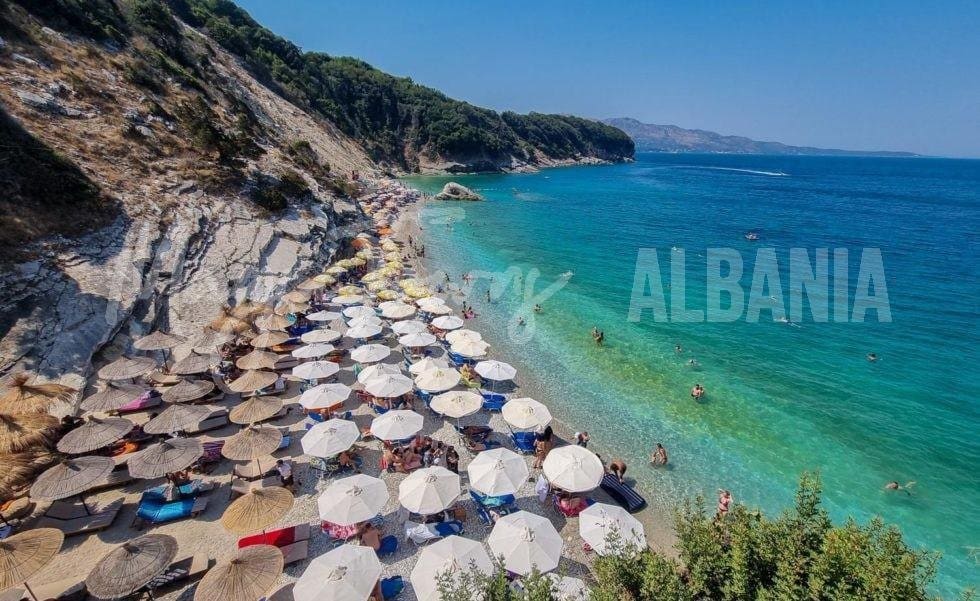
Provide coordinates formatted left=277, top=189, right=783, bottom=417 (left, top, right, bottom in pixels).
left=355, top=250, right=374, bottom=260
left=384, top=252, right=401, bottom=262
left=379, top=266, right=400, bottom=277
left=375, top=290, right=399, bottom=301
left=335, top=259, right=355, bottom=269
left=325, top=265, right=347, bottom=275
left=398, top=278, right=420, bottom=290
left=220, top=487, right=293, bottom=534
left=360, top=271, right=384, bottom=283
left=295, top=278, right=327, bottom=291
left=385, top=261, right=404, bottom=270
left=366, top=281, right=388, bottom=292
left=313, top=274, right=338, bottom=285
left=348, top=257, right=367, bottom=267
left=337, top=285, right=361, bottom=296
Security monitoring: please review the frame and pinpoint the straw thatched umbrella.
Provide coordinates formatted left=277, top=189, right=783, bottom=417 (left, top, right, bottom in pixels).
left=80, top=381, right=146, bottom=414
left=221, top=425, right=282, bottom=462
left=85, top=534, right=178, bottom=600
left=295, top=278, right=327, bottom=291
left=142, top=404, right=211, bottom=435
left=230, top=302, right=273, bottom=321
left=220, top=486, right=293, bottom=535
left=97, top=357, right=156, bottom=381
left=254, top=313, right=291, bottom=332
left=161, top=378, right=215, bottom=403
left=0, top=527, right=64, bottom=600
left=133, top=331, right=185, bottom=353
left=275, top=301, right=310, bottom=316
left=193, top=544, right=283, bottom=601
left=0, top=413, right=60, bottom=454
left=283, top=290, right=312, bottom=304
left=228, top=370, right=279, bottom=394
left=30, top=456, right=114, bottom=513
left=235, top=350, right=281, bottom=371
left=250, top=331, right=289, bottom=349
left=193, top=328, right=235, bottom=350
left=229, top=396, right=283, bottom=425
left=0, top=450, right=52, bottom=501
left=127, top=437, right=203, bottom=480
left=210, top=306, right=253, bottom=334
left=56, top=416, right=132, bottom=455
left=0, top=374, right=76, bottom=414
left=171, top=350, right=220, bottom=375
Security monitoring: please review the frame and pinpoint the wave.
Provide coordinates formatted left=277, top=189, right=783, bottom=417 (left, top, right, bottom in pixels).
left=672, top=165, right=790, bottom=177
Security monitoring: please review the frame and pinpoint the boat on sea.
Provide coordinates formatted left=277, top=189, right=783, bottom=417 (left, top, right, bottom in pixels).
left=744, top=231, right=760, bottom=241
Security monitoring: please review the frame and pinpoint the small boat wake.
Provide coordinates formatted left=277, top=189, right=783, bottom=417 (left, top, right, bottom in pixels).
left=674, top=165, right=789, bottom=177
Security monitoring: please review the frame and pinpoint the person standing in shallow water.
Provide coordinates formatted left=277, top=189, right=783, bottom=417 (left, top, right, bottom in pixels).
left=650, top=443, right=668, bottom=466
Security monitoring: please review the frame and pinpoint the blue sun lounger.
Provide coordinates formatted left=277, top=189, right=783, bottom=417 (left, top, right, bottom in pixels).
left=511, top=430, right=537, bottom=454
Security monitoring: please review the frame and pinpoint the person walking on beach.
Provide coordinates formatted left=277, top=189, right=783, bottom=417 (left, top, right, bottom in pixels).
left=532, top=425, right=553, bottom=469
left=650, top=443, right=668, bottom=466
left=275, top=459, right=294, bottom=492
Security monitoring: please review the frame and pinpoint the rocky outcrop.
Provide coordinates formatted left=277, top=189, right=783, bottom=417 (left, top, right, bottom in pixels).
left=434, top=182, right=483, bottom=201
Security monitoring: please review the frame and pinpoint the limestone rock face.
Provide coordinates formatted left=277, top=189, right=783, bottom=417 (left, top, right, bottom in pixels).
left=434, top=182, right=483, bottom=201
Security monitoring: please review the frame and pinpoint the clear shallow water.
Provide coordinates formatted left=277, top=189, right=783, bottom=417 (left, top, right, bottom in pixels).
left=405, top=153, right=980, bottom=595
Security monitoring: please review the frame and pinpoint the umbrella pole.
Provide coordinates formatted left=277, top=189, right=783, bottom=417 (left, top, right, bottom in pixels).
left=79, top=493, right=92, bottom=516
left=23, top=581, right=39, bottom=601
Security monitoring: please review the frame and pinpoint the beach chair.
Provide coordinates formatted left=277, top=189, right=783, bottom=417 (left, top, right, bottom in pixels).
left=230, top=476, right=280, bottom=500
left=142, top=480, right=214, bottom=502
left=377, top=535, right=398, bottom=557
left=145, top=554, right=210, bottom=593
left=599, top=472, right=648, bottom=512
left=511, top=430, right=537, bottom=454
left=470, top=490, right=517, bottom=524
left=185, top=409, right=229, bottom=434
left=481, top=392, right=506, bottom=412
left=193, top=440, right=225, bottom=473
left=381, top=576, right=404, bottom=600
left=9, top=576, right=86, bottom=600
left=36, top=499, right=123, bottom=537
left=233, top=456, right=277, bottom=480
left=134, top=495, right=209, bottom=529
left=116, top=392, right=162, bottom=414
left=553, top=495, right=594, bottom=518
left=404, top=520, right=464, bottom=545
left=239, top=523, right=311, bottom=565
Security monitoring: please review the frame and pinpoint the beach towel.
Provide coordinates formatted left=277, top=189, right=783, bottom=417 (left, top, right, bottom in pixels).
left=536, top=474, right=550, bottom=503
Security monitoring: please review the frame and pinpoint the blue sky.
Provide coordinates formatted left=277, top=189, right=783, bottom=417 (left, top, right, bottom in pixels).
left=233, top=1, right=979, bottom=157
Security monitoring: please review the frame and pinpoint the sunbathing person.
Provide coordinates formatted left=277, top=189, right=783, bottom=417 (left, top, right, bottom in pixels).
left=557, top=494, right=589, bottom=515
left=338, top=448, right=359, bottom=471
left=357, top=522, right=382, bottom=551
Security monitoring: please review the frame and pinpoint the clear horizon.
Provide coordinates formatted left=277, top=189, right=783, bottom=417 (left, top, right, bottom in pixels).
left=232, top=0, right=979, bottom=158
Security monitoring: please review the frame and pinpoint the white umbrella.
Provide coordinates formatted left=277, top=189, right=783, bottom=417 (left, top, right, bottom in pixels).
left=300, top=383, right=352, bottom=409
left=391, top=320, right=427, bottom=335
left=301, top=329, right=341, bottom=344
left=445, top=329, right=482, bottom=345
left=542, top=446, right=604, bottom=493
left=431, top=316, right=463, bottom=330
left=423, top=304, right=453, bottom=316
left=343, top=306, right=376, bottom=319
left=415, top=296, right=446, bottom=309
left=317, top=475, right=388, bottom=526
left=356, top=363, right=402, bottom=385
left=398, top=466, right=460, bottom=515
left=410, top=536, right=492, bottom=601
left=397, top=332, right=437, bottom=347
left=369, top=410, right=423, bottom=441
left=467, top=448, right=530, bottom=496
left=307, top=310, right=342, bottom=322
left=475, top=360, right=517, bottom=382
left=429, top=390, right=482, bottom=419
left=363, top=373, right=413, bottom=398
left=408, top=357, right=448, bottom=375
left=331, top=296, right=366, bottom=306
left=487, top=511, right=563, bottom=575
left=292, top=360, right=340, bottom=380
left=380, top=303, right=415, bottom=319
left=450, top=339, right=490, bottom=358
left=347, top=315, right=383, bottom=328
left=579, top=503, right=647, bottom=555
left=292, top=343, right=335, bottom=359
left=547, top=575, right=590, bottom=601
left=414, top=368, right=461, bottom=393
left=502, top=398, right=552, bottom=429
left=293, top=544, right=381, bottom=601
left=302, top=419, right=360, bottom=458
left=345, top=324, right=382, bottom=339
left=350, top=344, right=390, bottom=364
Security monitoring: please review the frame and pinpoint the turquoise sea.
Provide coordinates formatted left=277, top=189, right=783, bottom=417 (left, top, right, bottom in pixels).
left=404, top=153, right=979, bottom=595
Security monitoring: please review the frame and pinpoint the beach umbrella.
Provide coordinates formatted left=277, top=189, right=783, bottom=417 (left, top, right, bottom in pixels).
left=133, top=331, right=185, bottom=352
left=415, top=369, right=462, bottom=394
left=445, top=329, right=482, bottom=346
left=355, top=363, right=402, bottom=385
left=317, top=474, right=388, bottom=525
left=360, top=272, right=384, bottom=284
left=194, top=545, right=283, bottom=601
left=299, top=383, right=352, bottom=410
left=292, top=343, right=335, bottom=359
left=284, top=290, right=312, bottom=304
left=375, top=289, right=399, bottom=301
left=228, top=370, right=278, bottom=394
left=408, top=357, right=449, bottom=375
left=293, top=544, right=381, bottom=601
left=193, top=328, right=235, bottom=350
left=221, top=486, right=293, bottom=535
left=363, top=374, right=413, bottom=398
left=314, top=273, right=339, bottom=284
left=301, top=419, right=359, bottom=457
left=345, top=324, right=382, bottom=339
left=127, top=437, right=203, bottom=480
left=0, top=527, right=64, bottom=598
left=337, top=283, right=360, bottom=294
left=547, top=575, right=590, bottom=601
left=295, top=278, right=328, bottom=291
left=542, top=446, right=604, bottom=493
left=450, top=339, right=490, bottom=358
left=343, top=306, right=376, bottom=319
left=30, top=456, right=114, bottom=512
left=236, top=350, right=281, bottom=370
left=0, top=413, right=60, bottom=454
left=380, top=303, right=415, bottom=319
left=230, top=396, right=283, bottom=425
left=56, top=416, right=132, bottom=455
left=350, top=344, right=390, bottom=364
left=326, top=265, right=348, bottom=275
left=222, top=425, right=282, bottom=461
left=254, top=314, right=291, bottom=332
left=250, top=331, right=289, bottom=349
left=467, top=448, right=530, bottom=496
left=331, top=295, right=365, bottom=306
left=0, top=374, right=76, bottom=414
left=423, top=304, right=453, bottom=316
left=579, top=503, right=647, bottom=555
left=502, top=398, right=552, bottom=430
left=275, top=301, right=310, bottom=316
left=210, top=306, right=253, bottom=334
left=348, top=315, right=383, bottom=328
left=391, top=320, right=427, bottom=335
left=415, top=296, right=446, bottom=309
left=301, top=329, right=341, bottom=344
left=85, top=534, right=178, bottom=600
left=161, top=378, right=214, bottom=403
left=369, top=410, right=423, bottom=441
left=487, top=511, right=563, bottom=575
left=410, top=536, right=492, bottom=601
left=293, top=360, right=340, bottom=380
left=398, top=332, right=437, bottom=348
left=398, top=466, right=460, bottom=515
left=97, top=356, right=156, bottom=381
left=171, top=350, right=220, bottom=375
left=306, top=310, right=342, bottom=322
left=475, top=360, right=517, bottom=382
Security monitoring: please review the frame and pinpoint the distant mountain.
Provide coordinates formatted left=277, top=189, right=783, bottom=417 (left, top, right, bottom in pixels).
left=603, top=118, right=917, bottom=157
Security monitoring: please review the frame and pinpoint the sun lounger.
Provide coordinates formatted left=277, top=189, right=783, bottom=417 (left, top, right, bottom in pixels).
left=274, top=356, right=300, bottom=371
left=600, top=472, right=647, bottom=512
left=377, top=535, right=398, bottom=557
left=511, top=430, right=537, bottom=454
left=134, top=496, right=209, bottom=528
left=145, top=553, right=210, bottom=592
left=233, top=456, right=278, bottom=480
left=36, top=499, right=123, bottom=536
left=192, top=440, right=225, bottom=473
left=404, top=519, right=464, bottom=545
left=239, top=523, right=311, bottom=565
left=89, top=466, right=134, bottom=491
left=381, top=576, right=404, bottom=600
left=553, top=495, right=594, bottom=518
left=8, top=576, right=86, bottom=600
left=116, top=392, right=162, bottom=414
left=142, top=479, right=214, bottom=502
left=230, top=475, right=281, bottom=499
left=0, top=497, right=33, bottom=523
left=190, top=391, right=226, bottom=405
left=481, top=395, right=506, bottom=412
left=185, top=409, right=229, bottom=434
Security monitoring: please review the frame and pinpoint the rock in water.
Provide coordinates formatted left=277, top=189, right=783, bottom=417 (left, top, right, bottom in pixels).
left=434, top=182, right=482, bottom=201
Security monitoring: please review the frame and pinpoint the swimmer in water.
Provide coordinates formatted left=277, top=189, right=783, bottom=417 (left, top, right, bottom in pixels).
left=885, top=481, right=915, bottom=495
left=675, top=344, right=683, bottom=353
left=517, top=316, right=526, bottom=327
left=688, top=358, right=700, bottom=368
left=533, top=304, right=542, bottom=313
left=867, top=353, right=878, bottom=362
